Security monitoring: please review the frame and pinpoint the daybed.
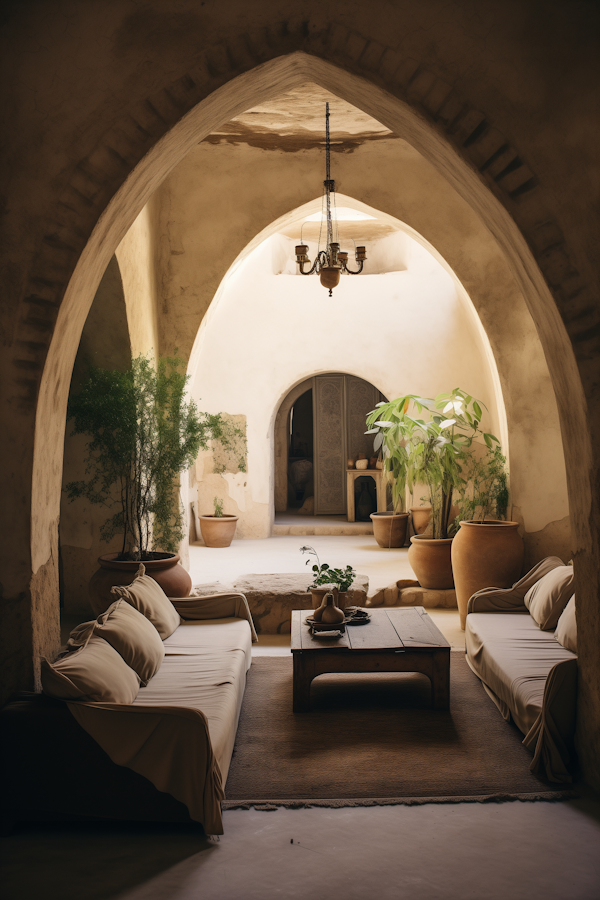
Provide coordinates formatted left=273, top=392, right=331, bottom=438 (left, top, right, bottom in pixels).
left=465, top=556, right=578, bottom=784
left=1, top=566, right=257, bottom=835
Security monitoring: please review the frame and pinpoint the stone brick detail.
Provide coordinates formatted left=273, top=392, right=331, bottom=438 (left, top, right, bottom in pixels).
left=223, top=573, right=369, bottom=634
left=369, top=581, right=457, bottom=610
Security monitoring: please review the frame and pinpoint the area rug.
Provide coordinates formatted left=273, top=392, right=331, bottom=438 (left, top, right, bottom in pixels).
left=223, top=654, right=576, bottom=809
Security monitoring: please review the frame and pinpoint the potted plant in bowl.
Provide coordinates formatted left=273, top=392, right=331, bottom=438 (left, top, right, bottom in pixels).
left=364, top=403, right=411, bottom=549
left=300, top=545, right=357, bottom=609
left=366, top=389, right=501, bottom=589
left=199, top=496, right=239, bottom=548
left=65, top=353, right=223, bottom=613
left=451, top=445, right=523, bottom=628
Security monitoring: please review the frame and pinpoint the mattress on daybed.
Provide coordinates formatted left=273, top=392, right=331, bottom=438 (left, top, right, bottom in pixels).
left=68, top=615, right=253, bottom=834
left=465, top=611, right=576, bottom=736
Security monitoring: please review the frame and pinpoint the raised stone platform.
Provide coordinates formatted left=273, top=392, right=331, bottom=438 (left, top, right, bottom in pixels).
left=368, top=580, right=457, bottom=609
left=194, top=573, right=368, bottom=634
left=193, top=573, right=455, bottom=634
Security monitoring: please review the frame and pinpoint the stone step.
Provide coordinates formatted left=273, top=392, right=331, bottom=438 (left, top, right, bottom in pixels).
left=272, top=522, right=374, bottom=535
left=368, top=580, right=457, bottom=609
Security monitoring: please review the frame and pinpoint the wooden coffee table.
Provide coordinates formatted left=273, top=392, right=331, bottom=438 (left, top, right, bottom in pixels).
left=291, top=607, right=450, bottom=712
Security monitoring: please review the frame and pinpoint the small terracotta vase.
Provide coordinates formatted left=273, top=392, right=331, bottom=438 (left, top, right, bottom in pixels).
left=347, top=458, right=356, bottom=469
left=320, top=592, right=345, bottom=625
left=89, top=553, right=192, bottom=616
left=452, top=520, right=524, bottom=629
left=311, top=585, right=338, bottom=611
left=370, top=512, right=409, bottom=548
left=408, top=535, right=454, bottom=590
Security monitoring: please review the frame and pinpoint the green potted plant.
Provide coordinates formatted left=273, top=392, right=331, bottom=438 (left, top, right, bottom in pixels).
left=199, top=496, right=239, bottom=548
left=366, top=388, right=501, bottom=588
left=65, top=353, right=222, bottom=612
left=363, top=402, right=411, bottom=549
left=300, top=545, right=357, bottom=609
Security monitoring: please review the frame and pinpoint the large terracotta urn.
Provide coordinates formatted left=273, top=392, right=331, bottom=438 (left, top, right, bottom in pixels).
left=451, top=520, right=524, bottom=629
left=370, top=512, right=409, bottom=548
left=408, top=535, right=454, bottom=589
left=89, top=553, right=192, bottom=616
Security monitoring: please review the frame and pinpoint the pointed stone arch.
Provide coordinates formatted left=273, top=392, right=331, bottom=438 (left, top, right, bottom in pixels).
left=2, top=40, right=596, bottom=780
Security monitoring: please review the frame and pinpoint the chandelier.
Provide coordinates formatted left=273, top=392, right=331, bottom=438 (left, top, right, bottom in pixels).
left=295, top=103, right=367, bottom=296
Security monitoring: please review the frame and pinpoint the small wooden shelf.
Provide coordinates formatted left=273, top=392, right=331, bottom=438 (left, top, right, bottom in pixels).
left=346, top=468, right=386, bottom=522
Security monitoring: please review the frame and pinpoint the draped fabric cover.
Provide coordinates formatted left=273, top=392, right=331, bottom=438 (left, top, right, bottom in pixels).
left=68, top=593, right=255, bottom=835
left=465, top=571, right=578, bottom=784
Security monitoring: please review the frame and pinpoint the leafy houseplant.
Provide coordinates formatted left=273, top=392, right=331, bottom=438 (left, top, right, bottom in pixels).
left=300, top=545, right=356, bottom=591
left=366, top=388, right=501, bottom=540
left=213, top=497, right=224, bottom=517
left=366, top=388, right=502, bottom=590
left=454, top=446, right=509, bottom=525
left=66, top=353, right=221, bottom=561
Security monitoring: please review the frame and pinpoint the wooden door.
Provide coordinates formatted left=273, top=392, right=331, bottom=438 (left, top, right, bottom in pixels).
left=313, top=375, right=382, bottom=515
left=345, top=376, right=380, bottom=462
left=313, top=375, right=347, bottom=514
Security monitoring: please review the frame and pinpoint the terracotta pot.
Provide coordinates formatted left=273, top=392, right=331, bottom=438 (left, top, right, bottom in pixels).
left=410, top=506, right=432, bottom=535
left=408, top=535, right=454, bottom=590
left=370, top=512, right=409, bottom=549
left=452, top=520, right=524, bottom=630
left=89, top=552, right=191, bottom=616
left=347, top=459, right=356, bottom=469
left=199, top=514, right=238, bottom=548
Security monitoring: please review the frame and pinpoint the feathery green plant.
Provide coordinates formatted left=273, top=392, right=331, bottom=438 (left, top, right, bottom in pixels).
left=65, top=353, right=223, bottom=560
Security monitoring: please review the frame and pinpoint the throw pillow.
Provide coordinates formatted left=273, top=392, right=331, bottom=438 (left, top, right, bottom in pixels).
left=555, top=595, right=577, bottom=654
left=41, top=635, right=140, bottom=702
left=92, top=598, right=165, bottom=685
left=110, top=564, right=181, bottom=639
left=524, top=565, right=575, bottom=630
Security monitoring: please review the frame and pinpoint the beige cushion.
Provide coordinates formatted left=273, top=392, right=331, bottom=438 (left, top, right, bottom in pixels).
left=555, top=595, right=577, bottom=653
left=41, top=635, right=140, bottom=702
left=70, top=599, right=164, bottom=685
left=524, top=565, right=575, bottom=630
left=110, top=564, right=181, bottom=639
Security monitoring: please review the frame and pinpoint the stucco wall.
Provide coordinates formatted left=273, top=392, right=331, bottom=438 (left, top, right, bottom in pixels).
left=115, top=199, right=160, bottom=358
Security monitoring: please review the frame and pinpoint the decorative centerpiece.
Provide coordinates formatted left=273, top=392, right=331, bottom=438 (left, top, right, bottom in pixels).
left=300, top=545, right=356, bottom=609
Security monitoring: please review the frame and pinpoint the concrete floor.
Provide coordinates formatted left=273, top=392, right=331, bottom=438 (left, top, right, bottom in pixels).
left=3, top=797, right=600, bottom=900
left=40, top=534, right=599, bottom=899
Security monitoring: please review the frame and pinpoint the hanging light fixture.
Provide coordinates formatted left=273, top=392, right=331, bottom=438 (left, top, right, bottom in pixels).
left=295, top=103, right=367, bottom=296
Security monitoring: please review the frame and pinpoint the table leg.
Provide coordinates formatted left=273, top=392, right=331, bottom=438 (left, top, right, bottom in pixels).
left=293, top=653, right=314, bottom=712
left=430, top=650, right=450, bottom=710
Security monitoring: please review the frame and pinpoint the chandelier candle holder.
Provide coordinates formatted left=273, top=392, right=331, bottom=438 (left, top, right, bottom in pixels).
left=295, top=103, right=367, bottom=296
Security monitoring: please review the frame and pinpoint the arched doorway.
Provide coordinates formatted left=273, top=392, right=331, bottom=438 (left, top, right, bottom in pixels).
left=275, top=374, right=385, bottom=519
